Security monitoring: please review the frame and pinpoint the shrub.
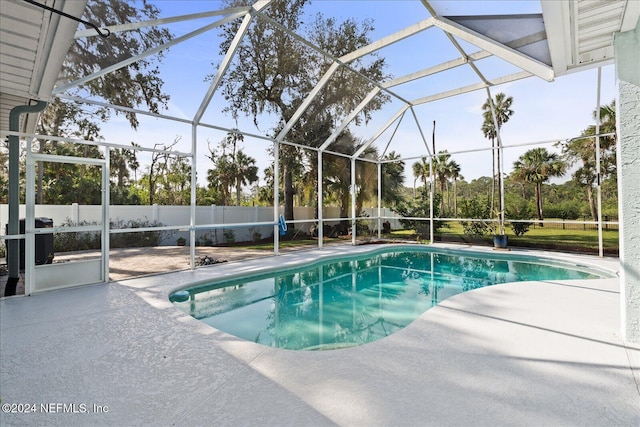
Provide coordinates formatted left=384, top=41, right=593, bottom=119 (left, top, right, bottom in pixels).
left=544, top=201, right=582, bottom=220
left=507, top=202, right=533, bottom=237
left=459, top=196, right=491, bottom=238
left=248, top=227, right=262, bottom=243
left=395, top=191, right=444, bottom=238
left=195, top=232, right=213, bottom=246
left=53, top=219, right=101, bottom=252
left=110, top=218, right=168, bottom=248
left=355, top=212, right=371, bottom=236
left=53, top=217, right=169, bottom=253
left=222, top=228, right=235, bottom=244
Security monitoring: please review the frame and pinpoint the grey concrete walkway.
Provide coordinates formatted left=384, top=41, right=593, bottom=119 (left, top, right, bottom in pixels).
left=1, top=244, right=638, bottom=426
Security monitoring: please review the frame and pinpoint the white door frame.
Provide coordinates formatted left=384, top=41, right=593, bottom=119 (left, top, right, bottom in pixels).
left=25, top=143, right=109, bottom=294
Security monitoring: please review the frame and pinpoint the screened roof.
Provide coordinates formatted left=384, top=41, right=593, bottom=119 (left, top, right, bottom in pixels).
left=1, top=0, right=638, bottom=163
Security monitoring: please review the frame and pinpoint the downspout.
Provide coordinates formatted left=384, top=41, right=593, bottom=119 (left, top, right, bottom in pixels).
left=5, top=101, right=48, bottom=296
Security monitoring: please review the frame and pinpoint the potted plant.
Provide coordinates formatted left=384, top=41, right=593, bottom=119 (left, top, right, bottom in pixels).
left=492, top=136, right=508, bottom=250
left=492, top=167, right=508, bottom=249
left=493, top=232, right=508, bottom=249
left=176, top=236, right=186, bottom=246
left=492, top=203, right=508, bottom=250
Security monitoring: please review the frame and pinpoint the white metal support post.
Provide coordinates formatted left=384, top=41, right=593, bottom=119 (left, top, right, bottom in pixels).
left=408, top=106, right=434, bottom=244
left=318, top=152, right=323, bottom=248
left=190, top=124, right=198, bottom=268
left=595, top=68, right=604, bottom=258
left=103, top=147, right=110, bottom=282
left=274, top=140, right=280, bottom=255
left=351, top=157, right=357, bottom=245
left=429, top=157, right=434, bottom=244
left=377, top=162, right=382, bottom=239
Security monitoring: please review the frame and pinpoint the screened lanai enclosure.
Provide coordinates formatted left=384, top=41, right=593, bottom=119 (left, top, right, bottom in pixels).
left=1, top=1, right=639, bottom=341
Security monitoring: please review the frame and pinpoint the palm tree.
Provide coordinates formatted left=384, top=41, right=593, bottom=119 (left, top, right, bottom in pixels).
left=322, top=133, right=355, bottom=222
left=233, top=150, right=259, bottom=205
left=560, top=101, right=616, bottom=221
left=381, top=151, right=405, bottom=207
left=207, top=150, right=234, bottom=206
left=324, top=153, right=351, bottom=221
left=482, top=93, right=514, bottom=222
left=412, top=157, right=430, bottom=198
left=206, top=131, right=259, bottom=206
left=481, top=120, right=497, bottom=211
left=447, top=160, right=462, bottom=217
left=110, top=148, right=130, bottom=188
left=127, top=144, right=140, bottom=184
left=162, top=156, right=191, bottom=205
left=512, top=148, right=566, bottom=225
left=355, top=152, right=378, bottom=216
left=593, top=101, right=616, bottom=137
left=432, top=150, right=452, bottom=216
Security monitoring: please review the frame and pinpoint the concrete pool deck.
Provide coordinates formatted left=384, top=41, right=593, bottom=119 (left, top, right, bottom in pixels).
left=1, top=243, right=639, bottom=426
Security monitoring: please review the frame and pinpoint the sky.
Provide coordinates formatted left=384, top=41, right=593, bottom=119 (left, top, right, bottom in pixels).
left=93, top=1, right=617, bottom=188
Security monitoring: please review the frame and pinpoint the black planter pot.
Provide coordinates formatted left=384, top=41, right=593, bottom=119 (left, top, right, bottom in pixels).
left=493, top=234, right=508, bottom=249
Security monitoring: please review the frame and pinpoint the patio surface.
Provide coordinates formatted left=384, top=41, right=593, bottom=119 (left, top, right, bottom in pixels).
left=0, top=242, right=330, bottom=296
left=1, top=243, right=639, bottom=426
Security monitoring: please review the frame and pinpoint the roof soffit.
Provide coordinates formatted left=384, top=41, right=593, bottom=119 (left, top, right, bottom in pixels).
left=0, top=0, right=86, bottom=134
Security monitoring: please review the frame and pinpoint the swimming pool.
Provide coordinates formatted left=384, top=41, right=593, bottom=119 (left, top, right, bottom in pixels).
left=170, top=246, right=612, bottom=350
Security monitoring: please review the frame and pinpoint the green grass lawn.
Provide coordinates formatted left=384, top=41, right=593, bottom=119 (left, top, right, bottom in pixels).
left=217, top=221, right=618, bottom=256
left=389, top=221, right=619, bottom=255
left=507, top=228, right=619, bottom=252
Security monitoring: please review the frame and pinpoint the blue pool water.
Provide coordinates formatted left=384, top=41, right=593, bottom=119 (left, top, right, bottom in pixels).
left=170, top=247, right=610, bottom=350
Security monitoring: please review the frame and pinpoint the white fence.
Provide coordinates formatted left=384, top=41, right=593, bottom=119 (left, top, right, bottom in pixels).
left=0, top=204, right=402, bottom=245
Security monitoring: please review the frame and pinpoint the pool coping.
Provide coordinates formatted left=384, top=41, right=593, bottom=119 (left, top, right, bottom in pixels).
left=119, top=242, right=621, bottom=299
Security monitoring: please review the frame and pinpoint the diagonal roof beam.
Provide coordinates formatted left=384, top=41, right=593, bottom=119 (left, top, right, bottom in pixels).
left=340, top=16, right=549, bottom=162
left=380, top=110, right=407, bottom=158
left=254, top=11, right=411, bottom=106
left=344, top=11, right=548, bottom=161
left=433, top=15, right=554, bottom=81
left=352, top=105, right=431, bottom=161
left=193, top=0, right=272, bottom=125
left=351, top=104, right=410, bottom=159
left=383, top=29, right=547, bottom=88
left=384, top=56, right=472, bottom=89
left=319, top=87, right=381, bottom=151
left=74, top=7, right=251, bottom=38
left=351, top=71, right=530, bottom=162
left=340, top=17, right=435, bottom=63
left=411, top=71, right=532, bottom=105
left=53, top=12, right=246, bottom=95
left=275, top=62, right=340, bottom=141
left=409, top=105, right=433, bottom=157
left=276, top=18, right=435, bottom=142
left=421, top=0, right=491, bottom=86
